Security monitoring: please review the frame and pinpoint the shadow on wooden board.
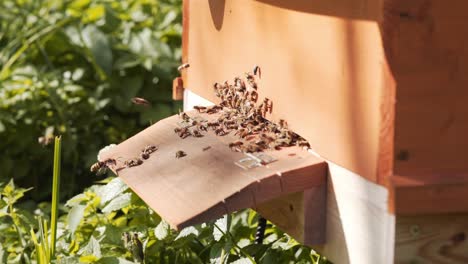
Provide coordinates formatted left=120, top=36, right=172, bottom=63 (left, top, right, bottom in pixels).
left=255, top=0, right=379, bottom=20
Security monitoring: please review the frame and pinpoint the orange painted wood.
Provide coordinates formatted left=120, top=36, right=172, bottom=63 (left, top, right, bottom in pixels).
left=99, top=111, right=327, bottom=229
left=389, top=169, right=468, bottom=215
left=172, top=77, right=184, bottom=100
left=184, top=0, right=391, bottom=184
left=390, top=0, right=468, bottom=176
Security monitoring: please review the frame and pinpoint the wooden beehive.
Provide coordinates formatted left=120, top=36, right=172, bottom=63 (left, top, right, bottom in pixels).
left=102, top=0, right=468, bottom=263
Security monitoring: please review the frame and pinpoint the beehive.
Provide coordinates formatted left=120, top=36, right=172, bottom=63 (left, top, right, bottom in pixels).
left=104, top=0, right=468, bottom=263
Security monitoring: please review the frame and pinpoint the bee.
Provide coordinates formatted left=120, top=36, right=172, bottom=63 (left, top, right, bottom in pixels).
left=235, top=128, right=251, bottom=139
left=215, top=128, right=229, bottom=136
left=124, top=158, right=143, bottom=168
left=245, top=73, right=257, bottom=90
left=297, top=139, right=311, bottom=148
left=141, top=152, right=150, bottom=160
left=143, top=145, right=158, bottom=154
left=278, top=119, right=288, bottom=129
left=253, top=66, right=261, bottom=78
left=191, top=128, right=204, bottom=137
left=228, top=141, right=243, bottom=152
left=207, top=121, right=220, bottom=128
left=197, top=123, right=208, bottom=132
left=250, top=91, right=258, bottom=103
left=177, top=63, right=190, bottom=71
left=202, top=146, right=211, bottom=151
left=38, top=136, right=53, bottom=147
left=179, top=111, right=191, bottom=122
left=174, top=127, right=191, bottom=138
left=90, top=158, right=117, bottom=175
left=176, top=150, right=186, bottom=158
left=38, top=127, right=55, bottom=147
left=244, top=144, right=262, bottom=153
left=131, top=97, right=151, bottom=107
left=206, top=105, right=222, bottom=114
left=193, top=105, right=207, bottom=113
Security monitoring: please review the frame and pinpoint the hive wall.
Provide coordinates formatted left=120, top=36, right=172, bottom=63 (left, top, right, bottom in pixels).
left=184, top=0, right=394, bottom=184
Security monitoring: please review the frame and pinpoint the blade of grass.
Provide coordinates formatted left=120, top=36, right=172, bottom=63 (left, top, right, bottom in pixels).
left=50, top=136, right=62, bottom=259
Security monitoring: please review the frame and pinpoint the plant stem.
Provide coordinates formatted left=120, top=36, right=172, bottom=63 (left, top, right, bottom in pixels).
left=50, top=136, right=62, bottom=258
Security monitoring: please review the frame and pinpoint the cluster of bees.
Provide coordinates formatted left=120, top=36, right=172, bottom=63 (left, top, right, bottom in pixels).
left=90, top=144, right=159, bottom=174
left=174, top=66, right=310, bottom=153
left=91, top=65, right=309, bottom=174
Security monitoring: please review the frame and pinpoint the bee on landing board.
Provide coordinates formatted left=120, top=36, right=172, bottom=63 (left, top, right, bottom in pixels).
left=176, top=150, right=187, bottom=158
left=90, top=158, right=117, bottom=175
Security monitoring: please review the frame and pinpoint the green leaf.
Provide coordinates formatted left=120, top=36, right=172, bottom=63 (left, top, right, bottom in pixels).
left=213, top=216, right=227, bottom=241
left=231, top=257, right=255, bottom=264
left=56, top=256, right=81, bottom=264
left=175, top=226, right=199, bottom=241
left=78, top=236, right=101, bottom=259
left=84, top=5, right=105, bottom=23
left=96, top=177, right=129, bottom=206
left=101, top=193, right=131, bottom=213
left=97, top=256, right=135, bottom=264
left=81, top=25, right=113, bottom=75
left=79, top=255, right=100, bottom=263
left=68, top=204, right=86, bottom=234
left=154, top=220, right=169, bottom=240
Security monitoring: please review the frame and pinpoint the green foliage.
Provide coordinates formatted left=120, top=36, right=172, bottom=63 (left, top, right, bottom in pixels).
left=0, top=0, right=183, bottom=200
left=0, top=178, right=330, bottom=264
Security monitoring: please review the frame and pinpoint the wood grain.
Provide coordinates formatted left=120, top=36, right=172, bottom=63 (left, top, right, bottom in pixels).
left=389, top=169, right=468, bottom=215
left=395, top=214, right=468, bottom=264
left=257, top=185, right=327, bottom=246
left=390, top=0, right=468, bottom=175
left=184, top=0, right=387, bottom=183
left=100, top=111, right=327, bottom=229
left=314, top=160, right=395, bottom=264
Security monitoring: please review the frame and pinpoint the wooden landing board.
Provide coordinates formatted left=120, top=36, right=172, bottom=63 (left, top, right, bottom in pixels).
left=100, top=111, right=327, bottom=229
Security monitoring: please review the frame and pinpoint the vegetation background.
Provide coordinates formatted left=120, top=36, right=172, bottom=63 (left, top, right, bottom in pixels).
left=0, top=0, right=329, bottom=263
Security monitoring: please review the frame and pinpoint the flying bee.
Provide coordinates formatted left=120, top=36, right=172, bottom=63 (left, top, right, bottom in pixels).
left=177, top=63, right=190, bottom=71
left=253, top=65, right=262, bottom=78
left=124, top=158, right=143, bottom=168
left=176, top=150, right=186, bottom=158
left=90, top=158, right=117, bottom=175
left=193, top=105, right=207, bottom=113
left=131, top=97, right=151, bottom=107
